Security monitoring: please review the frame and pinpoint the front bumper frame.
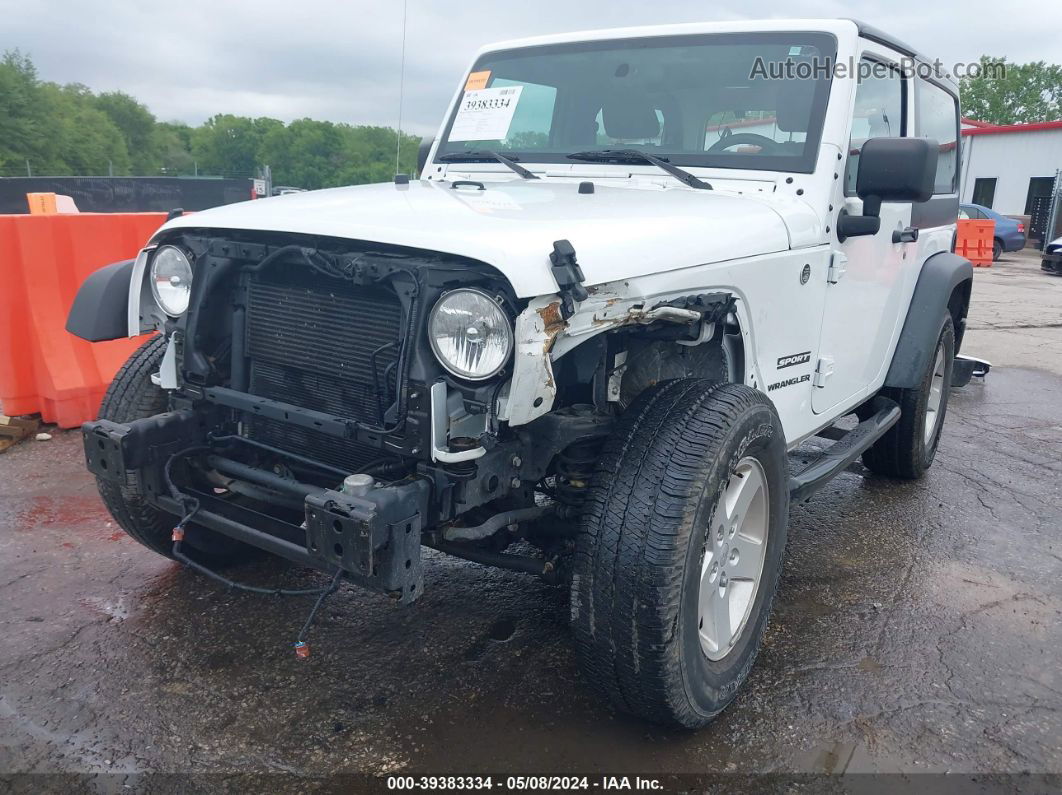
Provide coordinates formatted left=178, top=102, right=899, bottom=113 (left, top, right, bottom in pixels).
left=83, top=412, right=430, bottom=603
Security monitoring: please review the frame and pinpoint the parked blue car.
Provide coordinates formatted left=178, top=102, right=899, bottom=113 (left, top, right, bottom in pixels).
left=959, top=203, right=1027, bottom=261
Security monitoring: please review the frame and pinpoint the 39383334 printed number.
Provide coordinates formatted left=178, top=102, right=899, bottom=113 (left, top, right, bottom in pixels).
left=385, top=775, right=594, bottom=790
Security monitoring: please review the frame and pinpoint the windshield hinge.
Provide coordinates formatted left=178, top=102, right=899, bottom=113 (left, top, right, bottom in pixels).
left=813, top=356, right=835, bottom=388
left=549, top=239, right=588, bottom=319
left=828, top=251, right=847, bottom=284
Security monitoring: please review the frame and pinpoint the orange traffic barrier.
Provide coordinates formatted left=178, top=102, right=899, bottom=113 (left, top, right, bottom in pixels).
left=26, top=192, right=79, bottom=214
left=26, top=193, right=59, bottom=215
left=955, top=218, right=995, bottom=267
left=0, top=213, right=164, bottom=427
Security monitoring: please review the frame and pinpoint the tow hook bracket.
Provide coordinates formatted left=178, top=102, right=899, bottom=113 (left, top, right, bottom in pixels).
left=308, top=501, right=375, bottom=577
left=304, top=478, right=430, bottom=604
left=82, top=409, right=201, bottom=481
left=82, top=420, right=130, bottom=483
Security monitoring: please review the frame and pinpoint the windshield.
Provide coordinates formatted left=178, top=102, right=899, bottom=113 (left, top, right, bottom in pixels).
left=436, top=32, right=836, bottom=174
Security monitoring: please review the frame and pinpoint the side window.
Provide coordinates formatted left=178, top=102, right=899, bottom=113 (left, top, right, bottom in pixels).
left=845, top=59, right=905, bottom=195
left=916, top=79, right=959, bottom=194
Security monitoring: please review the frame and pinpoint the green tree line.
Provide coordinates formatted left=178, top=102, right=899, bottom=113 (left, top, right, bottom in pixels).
left=959, top=56, right=1062, bottom=125
left=0, top=50, right=421, bottom=187
left=5, top=47, right=1060, bottom=183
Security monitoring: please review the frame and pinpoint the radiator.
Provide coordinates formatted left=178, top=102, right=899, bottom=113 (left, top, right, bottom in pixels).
left=243, top=271, right=403, bottom=474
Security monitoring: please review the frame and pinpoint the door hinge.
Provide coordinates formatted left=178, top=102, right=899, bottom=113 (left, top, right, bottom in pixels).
left=813, top=356, right=834, bottom=388
left=827, top=252, right=847, bottom=284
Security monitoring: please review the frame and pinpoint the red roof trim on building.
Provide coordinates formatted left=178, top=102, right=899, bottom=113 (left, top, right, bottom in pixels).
left=962, top=120, right=1062, bottom=136
left=960, top=117, right=996, bottom=128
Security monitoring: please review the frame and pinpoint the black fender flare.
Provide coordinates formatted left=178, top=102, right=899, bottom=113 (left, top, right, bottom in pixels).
left=65, top=259, right=134, bottom=342
left=884, top=251, right=972, bottom=389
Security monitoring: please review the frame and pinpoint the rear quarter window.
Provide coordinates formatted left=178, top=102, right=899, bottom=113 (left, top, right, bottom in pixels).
left=915, top=79, right=959, bottom=194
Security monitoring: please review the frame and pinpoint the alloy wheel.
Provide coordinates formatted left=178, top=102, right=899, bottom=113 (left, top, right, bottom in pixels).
left=698, top=457, right=769, bottom=661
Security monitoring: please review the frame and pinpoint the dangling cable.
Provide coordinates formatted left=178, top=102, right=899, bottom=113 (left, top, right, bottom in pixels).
left=162, top=446, right=346, bottom=655
left=293, top=568, right=344, bottom=659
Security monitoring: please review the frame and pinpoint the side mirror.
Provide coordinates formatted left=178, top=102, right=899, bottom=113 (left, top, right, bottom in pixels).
left=417, top=136, right=435, bottom=176
left=838, top=137, right=939, bottom=241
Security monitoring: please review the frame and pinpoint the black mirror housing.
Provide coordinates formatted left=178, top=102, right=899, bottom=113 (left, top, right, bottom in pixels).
left=839, top=137, right=939, bottom=241
left=417, top=136, right=435, bottom=175
left=856, top=137, right=938, bottom=205
left=836, top=211, right=880, bottom=241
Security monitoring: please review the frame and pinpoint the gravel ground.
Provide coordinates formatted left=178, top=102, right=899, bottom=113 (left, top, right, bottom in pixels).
left=0, top=249, right=1059, bottom=790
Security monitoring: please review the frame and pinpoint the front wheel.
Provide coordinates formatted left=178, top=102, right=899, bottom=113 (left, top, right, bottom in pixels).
left=571, top=380, right=789, bottom=728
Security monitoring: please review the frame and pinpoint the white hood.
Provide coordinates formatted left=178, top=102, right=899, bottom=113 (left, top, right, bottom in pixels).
left=161, top=179, right=802, bottom=297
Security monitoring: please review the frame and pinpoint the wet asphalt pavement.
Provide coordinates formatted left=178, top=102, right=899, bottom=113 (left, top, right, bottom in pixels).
left=1, top=252, right=1060, bottom=786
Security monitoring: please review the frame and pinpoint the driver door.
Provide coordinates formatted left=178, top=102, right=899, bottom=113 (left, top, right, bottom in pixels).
left=813, top=54, right=912, bottom=415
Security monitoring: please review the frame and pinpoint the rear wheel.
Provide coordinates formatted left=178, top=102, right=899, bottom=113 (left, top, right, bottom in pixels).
left=992, top=238, right=1003, bottom=261
left=571, top=380, right=788, bottom=728
left=96, top=336, right=253, bottom=565
left=862, top=312, right=955, bottom=479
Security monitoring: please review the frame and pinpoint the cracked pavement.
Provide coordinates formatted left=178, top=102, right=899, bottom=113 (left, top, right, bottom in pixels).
left=964, top=249, right=1062, bottom=376
left=0, top=250, right=1060, bottom=784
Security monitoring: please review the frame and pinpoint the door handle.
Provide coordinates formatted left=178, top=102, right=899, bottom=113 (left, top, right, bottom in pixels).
left=892, top=227, right=919, bottom=244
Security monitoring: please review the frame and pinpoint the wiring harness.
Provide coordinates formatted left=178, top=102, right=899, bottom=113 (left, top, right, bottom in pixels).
left=163, top=445, right=344, bottom=657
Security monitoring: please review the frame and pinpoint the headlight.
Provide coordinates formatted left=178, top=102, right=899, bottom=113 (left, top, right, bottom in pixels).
left=428, top=289, right=513, bottom=380
left=150, top=245, right=193, bottom=316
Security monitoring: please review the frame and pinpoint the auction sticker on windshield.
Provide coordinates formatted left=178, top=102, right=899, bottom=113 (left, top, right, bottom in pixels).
left=449, top=86, right=523, bottom=142
left=464, top=70, right=491, bottom=91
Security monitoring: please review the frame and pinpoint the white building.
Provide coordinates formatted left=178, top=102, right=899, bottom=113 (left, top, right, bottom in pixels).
left=959, top=119, right=1062, bottom=228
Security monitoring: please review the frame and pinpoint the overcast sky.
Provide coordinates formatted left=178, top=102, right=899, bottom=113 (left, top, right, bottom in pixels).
left=3, top=0, right=1059, bottom=135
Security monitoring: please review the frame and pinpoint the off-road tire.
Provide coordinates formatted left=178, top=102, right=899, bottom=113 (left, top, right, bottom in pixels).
left=571, top=379, right=789, bottom=728
left=96, top=336, right=250, bottom=565
left=862, top=312, right=955, bottom=479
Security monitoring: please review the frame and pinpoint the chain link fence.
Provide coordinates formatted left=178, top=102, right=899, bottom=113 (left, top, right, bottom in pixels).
left=0, top=175, right=254, bottom=214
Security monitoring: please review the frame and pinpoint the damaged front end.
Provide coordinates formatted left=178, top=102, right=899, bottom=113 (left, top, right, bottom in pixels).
left=81, top=232, right=633, bottom=602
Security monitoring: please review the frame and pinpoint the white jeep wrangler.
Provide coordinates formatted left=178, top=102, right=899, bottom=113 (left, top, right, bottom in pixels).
left=69, top=19, right=976, bottom=728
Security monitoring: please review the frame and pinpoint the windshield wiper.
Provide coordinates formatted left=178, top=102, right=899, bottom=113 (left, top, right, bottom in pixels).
left=567, top=149, right=712, bottom=190
left=438, top=150, right=539, bottom=180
